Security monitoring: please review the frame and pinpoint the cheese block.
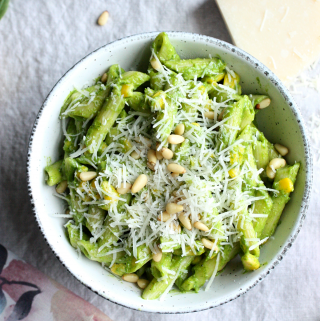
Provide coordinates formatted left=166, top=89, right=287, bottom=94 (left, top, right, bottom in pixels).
left=215, top=0, right=320, bottom=84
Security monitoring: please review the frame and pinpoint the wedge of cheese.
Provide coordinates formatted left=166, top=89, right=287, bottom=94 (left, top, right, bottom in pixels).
left=215, top=0, right=320, bottom=83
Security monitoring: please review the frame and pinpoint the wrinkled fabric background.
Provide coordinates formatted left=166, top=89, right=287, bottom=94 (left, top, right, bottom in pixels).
left=0, top=1, right=319, bottom=320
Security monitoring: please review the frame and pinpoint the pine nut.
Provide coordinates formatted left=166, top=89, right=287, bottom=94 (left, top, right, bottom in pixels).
left=156, top=150, right=163, bottom=160
left=174, top=124, right=185, bottom=135
left=201, top=238, right=218, bottom=251
left=169, top=222, right=181, bottom=233
left=100, top=73, right=108, bottom=83
left=178, top=212, right=192, bottom=230
left=56, top=180, right=68, bottom=194
left=161, top=148, right=174, bottom=160
left=150, top=58, right=161, bottom=71
left=152, top=246, right=162, bottom=262
left=269, top=158, right=286, bottom=170
left=117, top=182, right=132, bottom=194
left=266, top=165, right=276, bottom=179
left=274, top=143, right=289, bottom=156
left=255, top=98, right=271, bottom=109
left=79, top=171, right=97, bottom=182
left=171, top=172, right=179, bottom=178
left=145, top=138, right=152, bottom=148
left=204, top=111, right=215, bottom=119
left=167, top=163, right=186, bottom=174
left=194, top=221, right=209, bottom=232
left=166, top=203, right=184, bottom=214
left=131, top=151, right=140, bottom=160
left=157, top=211, right=171, bottom=222
left=147, top=149, right=157, bottom=171
left=137, top=279, right=149, bottom=289
left=168, top=135, right=185, bottom=144
left=122, top=273, right=139, bottom=283
left=147, top=149, right=157, bottom=164
left=98, top=11, right=109, bottom=26
left=131, top=174, right=148, bottom=193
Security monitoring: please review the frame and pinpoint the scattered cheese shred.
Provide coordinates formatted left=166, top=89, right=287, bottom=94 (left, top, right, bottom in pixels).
left=55, top=53, right=279, bottom=296
left=260, top=9, right=268, bottom=32
left=293, top=48, right=305, bottom=60
left=205, top=252, right=221, bottom=291
left=281, top=7, right=290, bottom=23
left=270, top=56, right=277, bottom=70
left=249, top=237, right=269, bottom=251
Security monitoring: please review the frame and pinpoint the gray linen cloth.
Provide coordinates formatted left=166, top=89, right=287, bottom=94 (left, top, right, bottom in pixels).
left=0, top=0, right=319, bottom=320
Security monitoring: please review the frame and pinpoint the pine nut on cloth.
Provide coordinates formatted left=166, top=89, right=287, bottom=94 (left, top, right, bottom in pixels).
left=0, top=244, right=112, bottom=321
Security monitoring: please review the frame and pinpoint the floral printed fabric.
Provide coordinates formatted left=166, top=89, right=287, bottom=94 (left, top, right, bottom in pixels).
left=0, top=244, right=112, bottom=321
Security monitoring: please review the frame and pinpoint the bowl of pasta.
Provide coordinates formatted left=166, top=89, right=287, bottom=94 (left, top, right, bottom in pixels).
left=27, top=31, right=312, bottom=313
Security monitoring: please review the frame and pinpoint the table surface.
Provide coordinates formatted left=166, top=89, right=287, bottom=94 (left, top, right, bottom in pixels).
left=0, top=1, right=319, bottom=320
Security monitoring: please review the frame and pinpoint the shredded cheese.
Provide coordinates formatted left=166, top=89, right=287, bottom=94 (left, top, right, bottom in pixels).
left=260, top=9, right=268, bottom=32
left=55, top=52, right=277, bottom=296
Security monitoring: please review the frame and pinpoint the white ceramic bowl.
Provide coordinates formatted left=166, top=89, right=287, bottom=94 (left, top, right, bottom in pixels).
left=27, top=32, right=312, bottom=313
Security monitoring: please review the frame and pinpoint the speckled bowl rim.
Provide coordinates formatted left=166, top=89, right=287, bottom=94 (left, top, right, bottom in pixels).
left=26, top=31, right=313, bottom=314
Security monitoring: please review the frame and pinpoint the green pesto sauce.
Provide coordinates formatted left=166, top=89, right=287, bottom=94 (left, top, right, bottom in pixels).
left=256, top=77, right=262, bottom=89
left=169, top=288, right=183, bottom=295
left=45, top=156, right=52, bottom=167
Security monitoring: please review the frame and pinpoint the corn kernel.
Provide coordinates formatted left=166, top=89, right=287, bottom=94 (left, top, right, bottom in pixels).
left=152, top=92, right=165, bottom=109
left=223, top=72, right=240, bottom=90
left=158, top=98, right=165, bottom=109
left=121, top=84, right=133, bottom=98
left=230, top=146, right=245, bottom=165
left=230, top=152, right=238, bottom=165
left=215, top=73, right=225, bottom=82
left=101, top=181, right=119, bottom=204
left=192, top=122, right=200, bottom=127
left=228, top=168, right=238, bottom=178
left=152, top=91, right=163, bottom=98
left=278, top=178, right=294, bottom=193
left=198, top=85, right=206, bottom=94
left=90, top=179, right=97, bottom=189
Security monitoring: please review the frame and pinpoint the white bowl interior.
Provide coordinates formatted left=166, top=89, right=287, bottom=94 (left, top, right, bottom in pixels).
left=28, top=32, right=311, bottom=313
